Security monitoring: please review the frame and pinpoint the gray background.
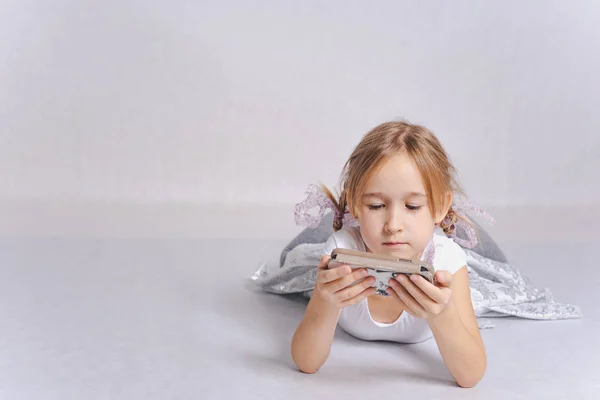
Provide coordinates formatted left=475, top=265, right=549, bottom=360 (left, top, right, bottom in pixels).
left=1, top=0, right=599, bottom=208
left=0, top=1, right=599, bottom=399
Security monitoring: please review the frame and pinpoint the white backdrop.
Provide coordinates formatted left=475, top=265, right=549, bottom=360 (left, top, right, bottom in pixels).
left=1, top=0, right=599, bottom=209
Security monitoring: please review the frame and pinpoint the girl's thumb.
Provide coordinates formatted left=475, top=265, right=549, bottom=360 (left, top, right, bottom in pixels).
left=435, top=270, right=452, bottom=287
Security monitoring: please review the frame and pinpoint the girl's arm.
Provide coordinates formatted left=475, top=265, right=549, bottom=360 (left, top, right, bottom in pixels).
left=290, top=291, right=341, bottom=373
left=291, top=255, right=377, bottom=373
left=427, top=267, right=486, bottom=388
left=387, top=267, right=486, bottom=387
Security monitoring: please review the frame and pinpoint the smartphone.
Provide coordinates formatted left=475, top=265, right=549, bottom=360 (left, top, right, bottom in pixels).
left=327, top=248, right=436, bottom=284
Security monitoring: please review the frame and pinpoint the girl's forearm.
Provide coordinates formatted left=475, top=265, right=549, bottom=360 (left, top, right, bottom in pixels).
left=428, top=303, right=487, bottom=388
left=291, top=292, right=341, bottom=374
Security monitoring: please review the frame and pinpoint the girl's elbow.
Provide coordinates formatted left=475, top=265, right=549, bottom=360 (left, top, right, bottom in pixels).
left=291, top=355, right=321, bottom=374
left=456, top=378, right=480, bottom=388
left=297, top=365, right=319, bottom=374
left=455, top=369, right=486, bottom=388
left=291, top=347, right=323, bottom=375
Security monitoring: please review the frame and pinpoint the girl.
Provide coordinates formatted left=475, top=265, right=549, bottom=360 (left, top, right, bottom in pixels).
left=291, top=121, right=486, bottom=388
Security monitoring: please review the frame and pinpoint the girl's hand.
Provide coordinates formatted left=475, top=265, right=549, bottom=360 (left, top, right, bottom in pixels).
left=386, top=270, right=453, bottom=320
left=315, top=255, right=377, bottom=309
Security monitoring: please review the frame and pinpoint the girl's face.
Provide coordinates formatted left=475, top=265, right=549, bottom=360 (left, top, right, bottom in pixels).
left=355, top=151, right=449, bottom=260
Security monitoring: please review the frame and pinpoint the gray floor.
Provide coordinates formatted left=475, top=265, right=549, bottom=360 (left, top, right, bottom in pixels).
left=0, top=207, right=598, bottom=399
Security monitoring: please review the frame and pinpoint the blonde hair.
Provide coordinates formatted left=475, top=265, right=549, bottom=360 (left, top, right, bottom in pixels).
left=323, top=121, right=467, bottom=235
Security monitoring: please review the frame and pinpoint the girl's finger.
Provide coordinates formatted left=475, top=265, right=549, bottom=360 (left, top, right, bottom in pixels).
left=396, top=275, right=436, bottom=310
left=385, top=287, right=405, bottom=306
left=388, top=279, right=427, bottom=317
left=335, top=276, right=376, bottom=302
left=409, top=274, right=446, bottom=304
left=385, top=287, right=419, bottom=319
left=328, top=269, right=370, bottom=292
left=340, top=286, right=377, bottom=307
left=434, top=270, right=453, bottom=288
left=319, top=265, right=352, bottom=283
left=318, top=255, right=331, bottom=269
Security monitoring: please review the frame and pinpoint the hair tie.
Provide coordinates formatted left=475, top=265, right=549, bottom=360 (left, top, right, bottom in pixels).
left=443, top=201, right=496, bottom=248
left=294, top=184, right=359, bottom=229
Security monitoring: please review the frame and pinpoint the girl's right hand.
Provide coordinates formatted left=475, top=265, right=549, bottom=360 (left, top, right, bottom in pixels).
left=314, top=255, right=377, bottom=308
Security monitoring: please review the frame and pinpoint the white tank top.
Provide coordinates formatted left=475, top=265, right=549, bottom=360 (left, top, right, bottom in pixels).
left=322, top=226, right=467, bottom=343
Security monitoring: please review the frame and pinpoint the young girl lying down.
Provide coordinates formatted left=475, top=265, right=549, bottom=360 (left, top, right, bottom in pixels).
left=291, top=121, right=487, bottom=388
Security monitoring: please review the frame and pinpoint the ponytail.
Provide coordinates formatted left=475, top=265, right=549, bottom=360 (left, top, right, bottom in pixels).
left=440, top=207, right=458, bottom=236
left=320, top=184, right=348, bottom=231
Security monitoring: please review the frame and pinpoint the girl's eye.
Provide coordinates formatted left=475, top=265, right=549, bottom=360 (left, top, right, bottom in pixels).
left=367, top=204, right=385, bottom=210
left=406, top=205, right=422, bottom=211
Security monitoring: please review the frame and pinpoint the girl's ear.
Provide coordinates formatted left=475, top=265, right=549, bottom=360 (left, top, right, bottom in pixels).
left=436, top=191, right=453, bottom=224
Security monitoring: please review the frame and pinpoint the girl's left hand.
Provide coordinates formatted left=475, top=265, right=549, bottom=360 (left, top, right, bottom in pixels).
left=387, top=271, right=453, bottom=320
